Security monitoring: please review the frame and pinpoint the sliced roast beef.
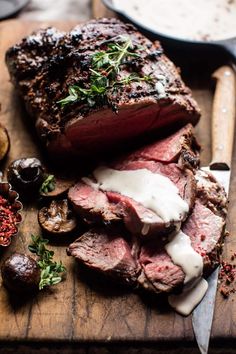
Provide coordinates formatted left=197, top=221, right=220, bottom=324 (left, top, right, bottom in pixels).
left=68, top=162, right=227, bottom=294
left=67, top=228, right=139, bottom=285
left=182, top=199, right=225, bottom=273
left=138, top=237, right=185, bottom=293
left=113, top=123, right=200, bottom=169
left=68, top=182, right=123, bottom=224
left=6, top=18, right=200, bottom=159
left=67, top=197, right=225, bottom=293
left=138, top=199, right=225, bottom=293
left=69, top=161, right=195, bottom=237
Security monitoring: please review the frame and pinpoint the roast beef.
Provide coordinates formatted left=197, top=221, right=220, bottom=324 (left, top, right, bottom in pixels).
left=67, top=227, right=139, bottom=285
left=6, top=18, right=200, bottom=159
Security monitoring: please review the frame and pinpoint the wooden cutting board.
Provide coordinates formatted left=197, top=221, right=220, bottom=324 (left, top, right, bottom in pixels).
left=0, top=16, right=235, bottom=352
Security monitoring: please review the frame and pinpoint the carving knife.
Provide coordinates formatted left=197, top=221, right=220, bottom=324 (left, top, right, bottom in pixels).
left=192, top=65, right=236, bottom=354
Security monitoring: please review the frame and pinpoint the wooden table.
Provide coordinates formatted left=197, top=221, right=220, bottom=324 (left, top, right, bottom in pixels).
left=0, top=3, right=235, bottom=353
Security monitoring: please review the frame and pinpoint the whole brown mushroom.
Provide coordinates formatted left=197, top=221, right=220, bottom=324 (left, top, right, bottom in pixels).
left=7, top=157, right=44, bottom=198
left=38, top=199, right=77, bottom=235
left=1, top=253, right=40, bottom=293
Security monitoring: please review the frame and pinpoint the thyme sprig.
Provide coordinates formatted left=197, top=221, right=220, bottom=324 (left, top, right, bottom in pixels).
left=39, top=174, right=56, bottom=194
left=28, top=234, right=66, bottom=290
left=58, top=36, right=153, bottom=107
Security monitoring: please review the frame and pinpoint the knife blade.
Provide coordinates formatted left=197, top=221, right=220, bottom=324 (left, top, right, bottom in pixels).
left=192, top=65, right=236, bottom=354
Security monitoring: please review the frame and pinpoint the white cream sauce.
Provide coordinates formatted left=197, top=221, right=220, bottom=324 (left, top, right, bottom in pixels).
left=168, top=278, right=208, bottom=316
left=165, top=230, right=203, bottom=284
left=113, top=0, right=236, bottom=41
left=92, top=166, right=189, bottom=223
left=165, top=230, right=207, bottom=315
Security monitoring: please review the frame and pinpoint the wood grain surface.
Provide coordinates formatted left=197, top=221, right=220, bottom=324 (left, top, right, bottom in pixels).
left=0, top=14, right=235, bottom=353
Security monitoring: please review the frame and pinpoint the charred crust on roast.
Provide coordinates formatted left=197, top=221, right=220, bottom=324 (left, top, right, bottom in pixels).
left=195, top=170, right=228, bottom=218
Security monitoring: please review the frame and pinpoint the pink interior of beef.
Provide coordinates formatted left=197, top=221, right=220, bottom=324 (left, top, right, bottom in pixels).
left=138, top=244, right=185, bottom=292
left=68, top=182, right=122, bottom=222
left=68, top=229, right=138, bottom=280
left=123, top=123, right=193, bottom=163
left=183, top=199, right=225, bottom=258
left=49, top=102, right=197, bottom=156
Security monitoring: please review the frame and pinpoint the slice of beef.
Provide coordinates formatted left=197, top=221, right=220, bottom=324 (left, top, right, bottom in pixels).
left=68, top=182, right=123, bottom=224
left=69, top=161, right=196, bottom=237
left=113, top=124, right=200, bottom=170
left=182, top=199, right=225, bottom=273
left=138, top=199, right=225, bottom=293
left=67, top=228, right=139, bottom=285
left=6, top=18, right=200, bottom=159
left=138, top=237, right=185, bottom=293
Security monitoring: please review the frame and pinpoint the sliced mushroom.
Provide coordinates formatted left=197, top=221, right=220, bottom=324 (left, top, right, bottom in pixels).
left=40, top=177, right=75, bottom=198
left=0, top=123, right=10, bottom=162
left=38, top=199, right=77, bottom=234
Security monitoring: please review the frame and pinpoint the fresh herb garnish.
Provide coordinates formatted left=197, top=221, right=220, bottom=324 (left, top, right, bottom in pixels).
left=40, top=174, right=56, bottom=194
left=28, top=234, right=66, bottom=290
left=58, top=36, right=153, bottom=107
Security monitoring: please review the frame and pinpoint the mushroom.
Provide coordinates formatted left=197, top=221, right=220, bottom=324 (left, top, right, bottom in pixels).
left=1, top=253, right=40, bottom=293
left=0, top=123, right=10, bottom=162
left=38, top=199, right=77, bottom=234
left=7, top=157, right=44, bottom=197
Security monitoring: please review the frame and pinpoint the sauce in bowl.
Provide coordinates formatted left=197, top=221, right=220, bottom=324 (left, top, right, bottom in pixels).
left=113, top=0, right=236, bottom=41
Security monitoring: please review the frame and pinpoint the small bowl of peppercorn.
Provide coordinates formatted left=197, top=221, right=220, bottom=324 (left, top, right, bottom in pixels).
left=0, top=182, right=22, bottom=247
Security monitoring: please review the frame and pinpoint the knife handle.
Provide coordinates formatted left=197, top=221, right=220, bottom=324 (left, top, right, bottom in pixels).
left=210, top=66, right=236, bottom=170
